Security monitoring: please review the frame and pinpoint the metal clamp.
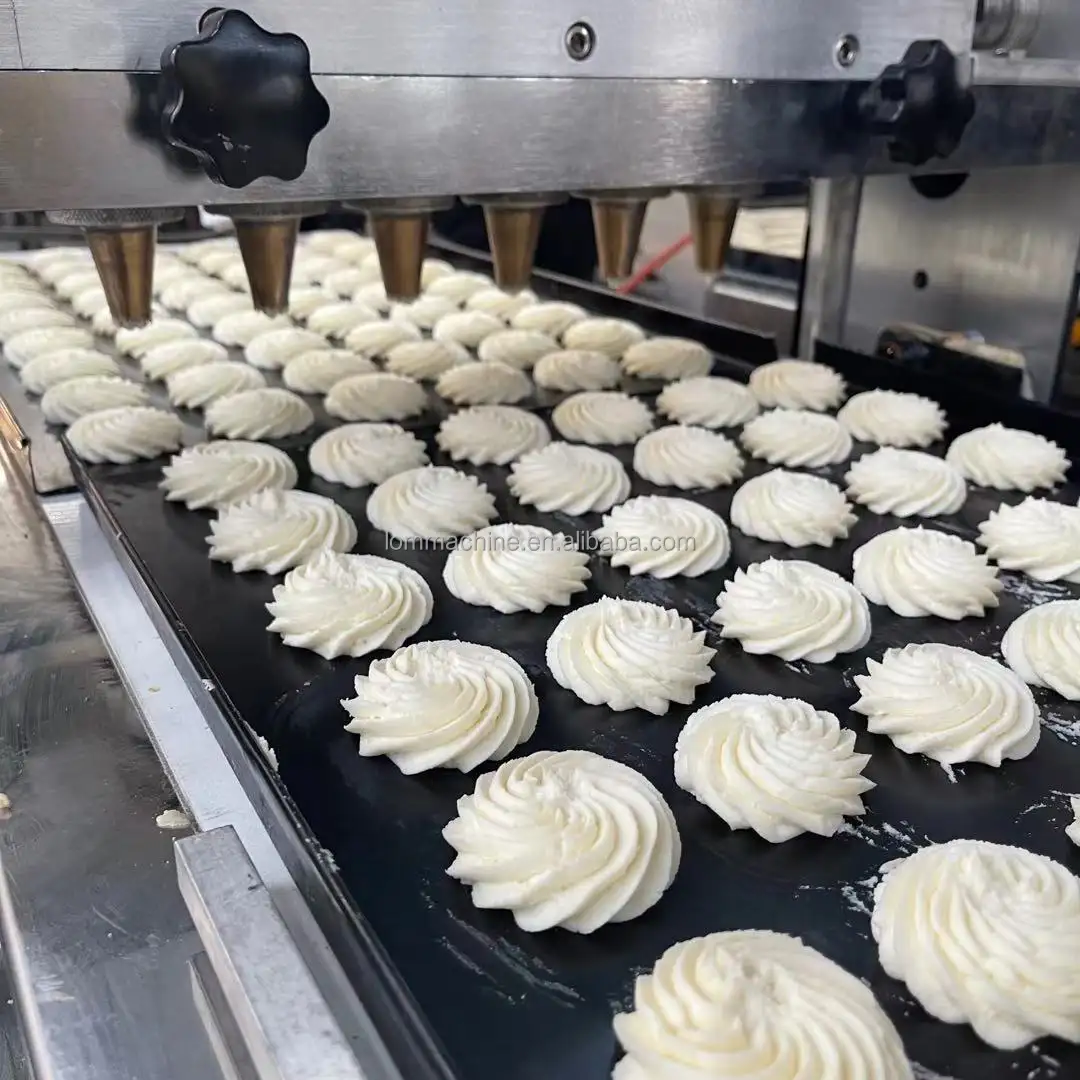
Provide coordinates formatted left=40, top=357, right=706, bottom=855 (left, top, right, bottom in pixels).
left=176, top=826, right=366, bottom=1080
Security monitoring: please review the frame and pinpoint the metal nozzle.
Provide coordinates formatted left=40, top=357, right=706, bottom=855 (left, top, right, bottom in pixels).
left=466, top=194, right=567, bottom=292
left=684, top=189, right=741, bottom=275
left=581, top=189, right=669, bottom=282
left=47, top=208, right=183, bottom=328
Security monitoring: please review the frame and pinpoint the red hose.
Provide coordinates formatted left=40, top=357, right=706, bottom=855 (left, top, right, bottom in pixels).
left=615, top=233, right=693, bottom=295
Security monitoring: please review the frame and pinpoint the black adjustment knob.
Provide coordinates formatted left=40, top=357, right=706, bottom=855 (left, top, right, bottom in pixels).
left=160, top=8, right=330, bottom=188
left=858, top=41, right=975, bottom=166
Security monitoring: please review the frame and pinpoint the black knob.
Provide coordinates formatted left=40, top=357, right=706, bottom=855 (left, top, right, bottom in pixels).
left=858, top=41, right=975, bottom=167
left=160, top=9, right=330, bottom=188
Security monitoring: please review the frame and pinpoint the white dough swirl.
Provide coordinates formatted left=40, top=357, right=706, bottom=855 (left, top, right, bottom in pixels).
left=852, top=643, right=1039, bottom=765
left=852, top=526, right=1001, bottom=619
left=656, top=375, right=760, bottom=429
left=67, top=406, right=183, bottom=464
left=748, top=358, right=846, bottom=411
left=306, top=302, right=379, bottom=339
left=845, top=447, right=967, bottom=518
left=308, top=423, right=429, bottom=488
left=205, top=387, right=314, bottom=440
left=353, top=282, right=390, bottom=313
left=211, top=310, right=291, bottom=348
left=322, top=266, right=373, bottom=299
left=509, top=301, right=586, bottom=337
left=871, top=839, right=1080, bottom=1049
left=267, top=551, right=432, bottom=659
left=432, top=310, right=503, bottom=349
left=188, top=292, right=251, bottom=329
left=731, top=469, right=856, bottom=548
left=385, top=339, right=472, bottom=381
left=946, top=423, right=1069, bottom=491
left=159, top=275, right=228, bottom=312
left=115, top=318, right=197, bottom=358
left=675, top=695, right=873, bottom=842
left=281, top=349, right=377, bottom=395
left=977, top=497, right=1080, bottom=583
left=465, top=287, right=537, bottom=322
left=288, top=287, right=336, bottom=319
left=562, top=317, right=645, bottom=359
left=324, top=372, right=427, bottom=422
left=444, top=749, right=679, bottom=931
left=166, top=362, right=266, bottom=410
left=741, top=408, right=853, bottom=467
left=714, top=559, right=871, bottom=663
left=547, top=597, right=715, bottom=714
left=342, top=319, right=422, bottom=357
left=243, top=327, right=326, bottom=370
left=41, top=375, right=149, bottom=424
left=389, top=294, right=458, bottom=330
left=632, top=426, right=744, bottom=490
left=5, top=326, right=92, bottom=367
left=532, top=349, right=621, bottom=392
left=552, top=390, right=653, bottom=445
left=594, top=496, right=730, bottom=578
left=434, top=360, right=531, bottom=406
left=509, top=442, right=630, bottom=514
left=141, top=338, right=228, bottom=381
left=207, top=489, right=356, bottom=573
left=20, top=348, right=120, bottom=393
left=346, top=641, right=537, bottom=774
left=0, top=308, right=76, bottom=346
left=477, top=329, right=557, bottom=369
left=436, top=405, right=550, bottom=465
left=1001, top=600, right=1080, bottom=701
left=442, top=523, right=590, bottom=614
left=613, top=930, right=913, bottom=1080
left=837, top=389, right=946, bottom=447
left=424, top=271, right=493, bottom=304
left=621, top=337, right=712, bottom=381
left=160, top=440, right=297, bottom=509
left=366, top=466, right=496, bottom=540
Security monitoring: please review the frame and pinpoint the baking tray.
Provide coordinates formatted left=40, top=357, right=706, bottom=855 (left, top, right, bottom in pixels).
left=60, top=257, right=1080, bottom=1080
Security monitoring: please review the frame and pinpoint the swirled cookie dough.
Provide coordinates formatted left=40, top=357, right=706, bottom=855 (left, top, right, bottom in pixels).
left=188, top=292, right=252, bottom=330
left=436, top=405, right=550, bottom=465
left=267, top=551, right=432, bottom=659
left=444, top=749, right=679, bottom=931
left=208, top=489, right=356, bottom=573
left=838, top=389, right=946, bottom=447
left=552, top=390, right=653, bottom=445
left=443, top=523, right=590, bottom=614
left=1001, top=600, right=1080, bottom=700
left=977, top=497, right=1080, bottom=582
left=547, top=597, right=715, bottom=714
left=211, top=310, right=292, bottom=348
left=115, top=318, right=198, bottom=359
left=288, top=286, right=337, bottom=319
left=0, top=287, right=56, bottom=315
left=509, top=442, right=630, bottom=514
left=353, top=282, right=391, bottom=314
left=367, top=466, right=496, bottom=540
left=342, top=319, right=422, bottom=358
left=432, top=310, right=503, bottom=350
left=71, top=286, right=109, bottom=320
left=532, top=349, right=621, bottom=392
left=509, top=301, right=586, bottom=337
left=304, top=302, right=379, bottom=340
left=714, top=559, right=871, bottom=663
left=656, top=374, right=759, bottom=429
left=309, top=423, right=429, bottom=488
left=159, top=275, right=228, bottom=312
left=947, top=423, right=1069, bottom=491
left=741, top=408, right=853, bottom=467
left=613, top=931, right=912, bottom=1080
left=389, top=294, right=457, bottom=330
left=384, top=339, right=471, bottom=381
left=465, top=287, right=537, bottom=322
left=290, top=253, right=348, bottom=286
left=325, top=372, right=427, bottom=422
left=41, top=376, right=149, bottom=425
left=872, top=839, right=1080, bottom=1049
left=424, top=270, right=494, bottom=305
left=748, top=358, right=846, bottom=411
left=322, top=266, right=376, bottom=299
left=434, top=360, right=531, bottom=406
left=5, top=326, right=93, bottom=367
left=731, top=469, right=856, bottom=547
left=562, top=316, right=645, bottom=359
left=594, top=496, right=730, bottom=578
left=633, top=425, right=744, bottom=490
left=166, top=362, right=266, bottom=410
left=243, top=327, right=326, bottom=370
left=281, top=350, right=376, bottom=395
left=20, top=348, right=120, bottom=394
left=54, top=269, right=104, bottom=301
left=345, top=641, right=536, bottom=773
left=161, top=440, right=298, bottom=510
left=0, top=308, right=77, bottom=347
left=853, top=643, right=1039, bottom=764
left=67, top=406, right=183, bottom=464
left=141, top=338, right=228, bottom=381
left=477, top=329, right=557, bottom=370
left=846, top=447, right=967, bottom=518
left=621, top=337, right=712, bottom=381
left=853, top=526, right=1001, bottom=619
left=205, top=387, right=314, bottom=440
